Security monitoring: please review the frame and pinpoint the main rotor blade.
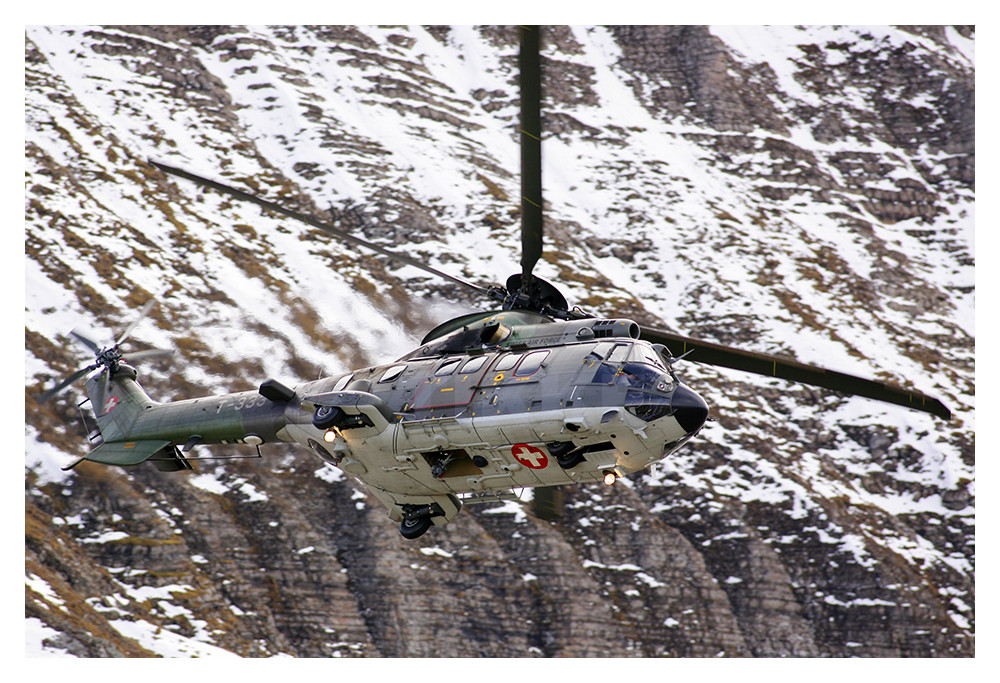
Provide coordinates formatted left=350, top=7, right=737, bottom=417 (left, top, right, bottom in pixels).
left=519, top=25, right=543, bottom=283
left=116, top=299, right=156, bottom=346
left=641, top=327, right=951, bottom=420
left=150, top=160, right=490, bottom=297
left=69, top=329, right=101, bottom=354
left=124, top=348, right=174, bottom=362
left=37, top=363, right=99, bottom=404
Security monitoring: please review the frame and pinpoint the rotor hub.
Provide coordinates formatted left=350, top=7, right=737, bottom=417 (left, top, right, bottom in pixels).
left=96, top=346, right=124, bottom=372
left=496, top=273, right=587, bottom=320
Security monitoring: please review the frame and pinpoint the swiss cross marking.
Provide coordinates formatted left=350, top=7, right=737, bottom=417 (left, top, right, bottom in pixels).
left=511, top=443, right=548, bottom=469
left=103, top=396, right=119, bottom=414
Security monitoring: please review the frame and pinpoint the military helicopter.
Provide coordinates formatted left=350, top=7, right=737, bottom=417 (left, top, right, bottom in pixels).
left=37, top=27, right=950, bottom=539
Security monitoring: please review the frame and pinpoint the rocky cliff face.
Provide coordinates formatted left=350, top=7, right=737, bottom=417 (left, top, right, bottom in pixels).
left=25, top=25, right=974, bottom=657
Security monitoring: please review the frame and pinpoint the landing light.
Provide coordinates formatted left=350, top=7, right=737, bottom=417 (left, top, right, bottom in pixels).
left=603, top=470, right=617, bottom=486
left=324, top=429, right=337, bottom=443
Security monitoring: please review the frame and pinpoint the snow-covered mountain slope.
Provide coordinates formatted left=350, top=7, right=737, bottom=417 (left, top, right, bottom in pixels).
left=25, top=25, right=974, bottom=657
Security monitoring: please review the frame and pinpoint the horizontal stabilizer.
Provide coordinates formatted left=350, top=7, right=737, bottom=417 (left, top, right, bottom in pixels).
left=66, top=439, right=172, bottom=469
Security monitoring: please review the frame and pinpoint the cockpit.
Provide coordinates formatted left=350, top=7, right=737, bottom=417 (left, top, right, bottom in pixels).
left=615, top=363, right=671, bottom=391
left=587, top=342, right=679, bottom=423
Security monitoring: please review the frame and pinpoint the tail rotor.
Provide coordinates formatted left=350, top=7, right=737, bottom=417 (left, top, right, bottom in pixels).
left=36, top=300, right=172, bottom=409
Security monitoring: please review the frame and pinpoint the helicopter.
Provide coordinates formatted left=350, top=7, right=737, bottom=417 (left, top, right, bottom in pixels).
left=36, top=27, right=951, bottom=540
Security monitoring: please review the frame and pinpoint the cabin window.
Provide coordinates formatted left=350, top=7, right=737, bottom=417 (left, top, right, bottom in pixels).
left=435, top=358, right=462, bottom=376
left=332, top=374, right=353, bottom=391
left=514, top=350, right=549, bottom=377
left=460, top=355, right=489, bottom=373
left=494, top=353, right=522, bottom=372
left=378, top=364, right=407, bottom=383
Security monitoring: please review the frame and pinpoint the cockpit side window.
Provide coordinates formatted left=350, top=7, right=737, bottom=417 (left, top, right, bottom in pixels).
left=592, top=343, right=632, bottom=383
left=587, top=342, right=615, bottom=360
left=593, top=364, right=615, bottom=383
left=607, top=343, right=631, bottom=363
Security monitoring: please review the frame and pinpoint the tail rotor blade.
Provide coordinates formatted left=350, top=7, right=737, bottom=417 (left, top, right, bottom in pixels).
left=38, top=300, right=173, bottom=406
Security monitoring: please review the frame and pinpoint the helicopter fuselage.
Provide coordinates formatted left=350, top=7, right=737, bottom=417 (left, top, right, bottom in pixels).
left=81, top=311, right=709, bottom=536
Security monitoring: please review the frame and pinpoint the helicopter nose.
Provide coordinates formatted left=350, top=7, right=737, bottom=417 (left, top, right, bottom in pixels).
left=671, top=384, right=708, bottom=434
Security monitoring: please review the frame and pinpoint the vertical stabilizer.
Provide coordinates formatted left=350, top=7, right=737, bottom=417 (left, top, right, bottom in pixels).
left=85, top=364, right=155, bottom=443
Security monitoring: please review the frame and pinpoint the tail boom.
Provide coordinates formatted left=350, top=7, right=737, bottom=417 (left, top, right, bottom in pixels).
left=80, top=365, right=295, bottom=469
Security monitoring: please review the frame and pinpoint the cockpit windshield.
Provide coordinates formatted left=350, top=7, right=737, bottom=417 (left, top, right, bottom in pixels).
left=592, top=357, right=672, bottom=392
left=630, top=344, right=667, bottom=370
left=616, top=363, right=671, bottom=392
left=616, top=363, right=676, bottom=422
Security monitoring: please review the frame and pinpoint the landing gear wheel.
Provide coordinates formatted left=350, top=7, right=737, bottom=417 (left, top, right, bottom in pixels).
left=399, top=514, right=433, bottom=539
left=548, top=441, right=585, bottom=470
left=555, top=451, right=586, bottom=469
left=313, top=405, right=345, bottom=430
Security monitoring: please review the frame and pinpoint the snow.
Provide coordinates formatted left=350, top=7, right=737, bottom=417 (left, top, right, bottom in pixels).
left=187, top=473, right=230, bottom=496
left=107, top=617, right=240, bottom=657
left=26, top=574, right=66, bottom=610
left=25, top=429, right=78, bottom=487
left=189, top=473, right=268, bottom=502
left=25, top=618, right=74, bottom=657
left=419, top=546, right=454, bottom=558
